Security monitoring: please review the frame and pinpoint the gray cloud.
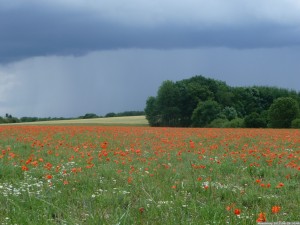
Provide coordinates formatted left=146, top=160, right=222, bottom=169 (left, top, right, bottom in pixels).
left=1, top=1, right=300, bottom=63
left=1, top=1, right=300, bottom=118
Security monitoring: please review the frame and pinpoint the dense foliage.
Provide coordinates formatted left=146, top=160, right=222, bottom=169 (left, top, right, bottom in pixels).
left=268, top=97, right=300, bottom=128
left=145, top=75, right=300, bottom=128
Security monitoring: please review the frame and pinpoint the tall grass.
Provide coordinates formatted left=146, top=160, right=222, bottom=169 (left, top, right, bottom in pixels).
left=0, top=126, right=299, bottom=224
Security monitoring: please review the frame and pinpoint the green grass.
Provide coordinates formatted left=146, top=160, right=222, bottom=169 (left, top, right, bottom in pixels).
left=0, top=126, right=299, bottom=224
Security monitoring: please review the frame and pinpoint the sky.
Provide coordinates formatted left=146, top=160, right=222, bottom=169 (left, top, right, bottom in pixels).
left=0, top=0, right=300, bottom=118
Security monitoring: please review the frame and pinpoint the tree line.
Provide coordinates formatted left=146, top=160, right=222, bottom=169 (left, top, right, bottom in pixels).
left=0, top=111, right=145, bottom=124
left=145, top=75, right=300, bottom=128
left=0, top=114, right=73, bottom=124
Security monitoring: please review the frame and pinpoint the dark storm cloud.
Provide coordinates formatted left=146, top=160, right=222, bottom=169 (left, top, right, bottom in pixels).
left=1, top=1, right=300, bottom=63
left=1, top=1, right=300, bottom=118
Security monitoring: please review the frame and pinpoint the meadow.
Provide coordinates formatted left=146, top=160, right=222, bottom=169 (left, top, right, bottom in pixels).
left=0, top=125, right=299, bottom=224
left=15, top=116, right=149, bottom=126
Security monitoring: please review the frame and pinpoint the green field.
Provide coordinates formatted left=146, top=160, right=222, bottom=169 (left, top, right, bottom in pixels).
left=0, top=126, right=299, bottom=224
left=15, top=116, right=149, bottom=126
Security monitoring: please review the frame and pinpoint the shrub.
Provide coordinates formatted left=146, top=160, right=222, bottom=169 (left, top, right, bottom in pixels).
left=208, top=118, right=229, bottom=128
left=291, top=118, right=300, bottom=128
left=224, top=118, right=245, bottom=128
left=244, top=112, right=267, bottom=128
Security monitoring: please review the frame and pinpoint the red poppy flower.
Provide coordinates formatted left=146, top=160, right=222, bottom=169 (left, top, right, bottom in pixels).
left=256, top=212, right=266, bottom=222
left=21, top=165, right=29, bottom=171
left=272, top=206, right=281, bottom=214
left=234, top=209, right=241, bottom=215
left=45, top=174, right=53, bottom=179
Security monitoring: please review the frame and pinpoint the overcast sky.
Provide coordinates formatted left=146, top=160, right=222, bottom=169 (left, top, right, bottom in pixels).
left=1, top=0, right=300, bottom=117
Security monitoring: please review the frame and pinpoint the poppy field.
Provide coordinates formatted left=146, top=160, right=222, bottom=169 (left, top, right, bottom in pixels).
left=0, top=125, right=299, bottom=224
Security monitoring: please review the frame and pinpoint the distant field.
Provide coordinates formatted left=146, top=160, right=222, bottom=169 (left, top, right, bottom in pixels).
left=15, top=115, right=149, bottom=126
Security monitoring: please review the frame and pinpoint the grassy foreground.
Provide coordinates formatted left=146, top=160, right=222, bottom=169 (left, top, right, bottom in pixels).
left=0, top=126, right=299, bottom=224
left=15, top=115, right=149, bottom=126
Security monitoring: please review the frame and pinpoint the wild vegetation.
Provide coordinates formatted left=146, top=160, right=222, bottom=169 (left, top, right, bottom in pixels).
left=145, top=75, right=300, bottom=128
left=1, top=74, right=299, bottom=224
left=0, top=126, right=299, bottom=224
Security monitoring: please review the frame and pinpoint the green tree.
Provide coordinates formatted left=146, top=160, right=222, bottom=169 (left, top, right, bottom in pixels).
left=156, top=80, right=181, bottom=126
left=116, top=111, right=145, bottom=117
left=232, top=87, right=263, bottom=116
left=291, top=118, right=300, bottom=128
left=268, top=97, right=300, bottom=128
left=191, top=100, right=222, bottom=127
left=221, top=106, right=237, bottom=120
left=3, top=114, right=19, bottom=123
left=20, top=117, right=39, bottom=122
left=81, top=113, right=98, bottom=119
left=144, top=74, right=300, bottom=127
left=145, top=96, right=160, bottom=126
left=105, top=112, right=116, bottom=117
left=244, top=112, right=267, bottom=128
left=175, top=76, right=216, bottom=126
